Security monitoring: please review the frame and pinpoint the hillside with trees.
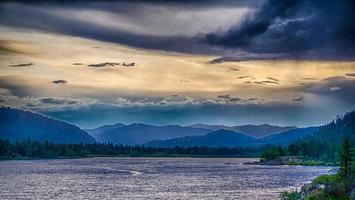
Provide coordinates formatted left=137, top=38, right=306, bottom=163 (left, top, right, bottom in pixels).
left=0, top=138, right=265, bottom=159
left=260, top=111, right=355, bottom=164
left=0, top=106, right=95, bottom=143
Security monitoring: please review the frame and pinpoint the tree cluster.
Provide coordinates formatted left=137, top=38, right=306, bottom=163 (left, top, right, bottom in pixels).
left=0, top=138, right=264, bottom=159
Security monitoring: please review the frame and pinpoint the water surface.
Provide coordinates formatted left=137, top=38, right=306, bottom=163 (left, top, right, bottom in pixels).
left=0, top=157, right=334, bottom=200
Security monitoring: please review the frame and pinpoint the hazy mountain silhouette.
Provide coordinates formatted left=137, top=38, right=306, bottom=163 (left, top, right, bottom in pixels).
left=188, top=124, right=297, bottom=137
left=0, top=106, right=318, bottom=146
left=0, top=106, right=95, bottom=143
left=86, top=123, right=126, bottom=138
left=145, top=127, right=317, bottom=147
left=88, top=123, right=210, bottom=145
left=146, top=129, right=259, bottom=147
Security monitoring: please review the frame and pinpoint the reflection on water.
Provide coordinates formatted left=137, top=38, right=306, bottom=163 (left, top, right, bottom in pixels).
left=0, top=157, right=334, bottom=200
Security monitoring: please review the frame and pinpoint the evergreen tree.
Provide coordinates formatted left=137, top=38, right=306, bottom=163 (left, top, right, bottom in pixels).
left=340, top=139, right=352, bottom=179
left=339, top=139, right=352, bottom=193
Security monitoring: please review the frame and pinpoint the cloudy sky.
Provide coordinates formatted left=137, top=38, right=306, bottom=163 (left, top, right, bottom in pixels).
left=0, top=0, right=354, bottom=128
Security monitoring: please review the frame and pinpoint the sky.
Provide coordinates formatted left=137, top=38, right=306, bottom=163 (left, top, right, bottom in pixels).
left=0, top=0, right=354, bottom=128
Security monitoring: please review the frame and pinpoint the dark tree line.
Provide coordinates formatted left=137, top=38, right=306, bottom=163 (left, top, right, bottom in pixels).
left=0, top=138, right=267, bottom=159
left=261, top=111, right=355, bottom=164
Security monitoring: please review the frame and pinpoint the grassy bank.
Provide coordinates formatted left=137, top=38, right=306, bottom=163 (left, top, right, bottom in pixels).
left=280, top=140, right=354, bottom=200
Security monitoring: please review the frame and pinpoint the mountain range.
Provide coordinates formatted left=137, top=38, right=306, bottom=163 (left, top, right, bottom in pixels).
left=86, top=123, right=209, bottom=145
left=145, top=127, right=317, bottom=147
left=0, top=106, right=318, bottom=147
left=145, top=129, right=260, bottom=147
left=188, top=124, right=296, bottom=138
left=88, top=123, right=317, bottom=147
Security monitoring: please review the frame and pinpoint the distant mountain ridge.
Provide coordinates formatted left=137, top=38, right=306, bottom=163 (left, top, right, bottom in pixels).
left=87, top=122, right=308, bottom=146
left=146, top=129, right=260, bottom=147
left=86, top=123, right=126, bottom=137
left=0, top=106, right=317, bottom=147
left=0, top=106, right=95, bottom=143
left=86, top=123, right=210, bottom=145
left=145, top=127, right=317, bottom=147
left=187, top=124, right=297, bottom=137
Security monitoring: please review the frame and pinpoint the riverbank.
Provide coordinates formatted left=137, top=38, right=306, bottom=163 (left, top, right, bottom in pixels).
left=244, top=160, right=338, bottom=166
left=0, top=154, right=260, bottom=161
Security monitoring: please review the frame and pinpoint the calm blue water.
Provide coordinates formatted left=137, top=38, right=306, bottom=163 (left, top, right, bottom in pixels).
left=0, top=157, right=334, bottom=200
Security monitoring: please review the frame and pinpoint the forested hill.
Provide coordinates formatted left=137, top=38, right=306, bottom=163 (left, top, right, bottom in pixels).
left=315, top=110, right=355, bottom=143
left=0, top=106, right=95, bottom=143
left=286, top=110, right=355, bottom=162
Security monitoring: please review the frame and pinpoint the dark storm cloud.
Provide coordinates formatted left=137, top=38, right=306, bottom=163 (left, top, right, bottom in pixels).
left=292, top=96, right=304, bottom=102
left=345, top=73, right=355, bottom=77
left=39, top=97, right=78, bottom=105
left=267, top=77, right=279, bottom=82
left=251, top=80, right=278, bottom=85
left=87, top=62, right=136, bottom=67
left=1, top=0, right=254, bottom=9
left=217, top=95, right=242, bottom=102
left=261, top=80, right=278, bottom=84
left=247, top=98, right=259, bottom=101
left=9, top=63, right=33, bottom=67
left=254, top=81, right=264, bottom=85
left=301, top=76, right=355, bottom=103
left=217, top=94, right=231, bottom=100
left=237, top=76, right=253, bottom=79
left=88, top=62, right=121, bottom=68
left=52, top=79, right=67, bottom=84
left=208, top=53, right=285, bottom=63
left=0, top=1, right=225, bottom=54
left=2, top=0, right=353, bottom=59
left=229, top=97, right=242, bottom=102
left=206, top=0, right=355, bottom=60
left=229, top=68, right=239, bottom=72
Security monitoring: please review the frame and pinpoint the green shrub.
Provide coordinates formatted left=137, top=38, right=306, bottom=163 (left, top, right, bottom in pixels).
left=280, top=190, right=301, bottom=200
left=312, top=175, right=348, bottom=199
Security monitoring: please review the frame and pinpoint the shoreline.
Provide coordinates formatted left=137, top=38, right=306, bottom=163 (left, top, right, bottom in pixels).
left=1, top=156, right=338, bottom=168
left=0, top=155, right=260, bottom=161
left=244, top=160, right=338, bottom=167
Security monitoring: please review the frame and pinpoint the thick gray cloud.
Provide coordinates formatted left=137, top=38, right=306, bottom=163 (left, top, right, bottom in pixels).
left=87, top=62, right=135, bottom=67
left=301, top=76, right=355, bottom=103
left=292, top=96, right=303, bottom=102
left=346, top=73, right=355, bottom=77
left=1, top=0, right=354, bottom=59
left=0, top=1, right=241, bottom=54
left=206, top=0, right=355, bottom=60
left=40, top=97, right=77, bottom=105
left=52, top=79, right=67, bottom=84
left=9, top=63, right=33, bottom=67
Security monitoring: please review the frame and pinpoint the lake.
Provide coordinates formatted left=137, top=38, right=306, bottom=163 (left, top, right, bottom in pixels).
left=0, top=157, right=334, bottom=200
